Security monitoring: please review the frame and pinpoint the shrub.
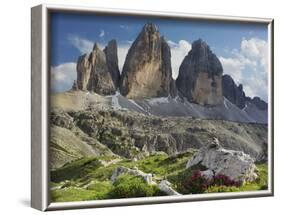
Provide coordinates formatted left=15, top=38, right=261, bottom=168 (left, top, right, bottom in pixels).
left=176, top=170, right=242, bottom=194
left=109, top=174, right=164, bottom=199
left=180, top=170, right=210, bottom=194
left=211, top=174, right=242, bottom=187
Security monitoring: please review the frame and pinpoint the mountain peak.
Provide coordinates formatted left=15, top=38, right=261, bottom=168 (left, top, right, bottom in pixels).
left=120, top=23, right=176, bottom=99
left=93, top=42, right=99, bottom=51
left=143, top=23, right=158, bottom=33
left=176, top=39, right=223, bottom=106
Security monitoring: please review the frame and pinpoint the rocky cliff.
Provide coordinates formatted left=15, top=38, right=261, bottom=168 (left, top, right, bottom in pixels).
left=104, top=40, right=120, bottom=88
left=222, top=74, right=268, bottom=111
left=120, top=23, right=176, bottom=99
left=75, top=43, right=116, bottom=95
left=222, top=74, right=246, bottom=109
left=176, top=39, right=223, bottom=106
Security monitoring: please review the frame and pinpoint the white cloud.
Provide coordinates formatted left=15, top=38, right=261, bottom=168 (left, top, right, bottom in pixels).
left=241, top=37, right=268, bottom=71
left=117, top=44, right=130, bottom=71
left=120, top=25, right=129, bottom=30
left=168, top=40, right=192, bottom=79
left=68, top=35, right=93, bottom=54
left=219, top=57, right=243, bottom=83
left=99, top=30, right=105, bottom=37
left=51, top=62, right=76, bottom=93
left=219, top=37, right=268, bottom=101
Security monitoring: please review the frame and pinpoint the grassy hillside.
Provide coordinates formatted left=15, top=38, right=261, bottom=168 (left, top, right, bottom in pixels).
left=50, top=153, right=268, bottom=202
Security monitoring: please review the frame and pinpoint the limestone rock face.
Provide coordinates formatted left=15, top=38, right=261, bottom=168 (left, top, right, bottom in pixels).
left=76, top=43, right=116, bottom=95
left=176, top=39, right=223, bottom=106
left=120, top=23, right=176, bottom=99
left=186, top=138, right=258, bottom=183
left=104, top=40, right=120, bottom=88
left=222, top=74, right=246, bottom=109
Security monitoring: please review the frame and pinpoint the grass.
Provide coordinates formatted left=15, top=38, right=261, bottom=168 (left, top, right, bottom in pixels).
left=50, top=157, right=102, bottom=182
left=51, top=180, right=113, bottom=202
left=50, top=153, right=268, bottom=202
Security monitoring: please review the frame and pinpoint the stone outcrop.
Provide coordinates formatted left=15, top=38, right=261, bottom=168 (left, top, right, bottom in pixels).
left=111, top=166, right=154, bottom=184
left=250, top=97, right=268, bottom=110
left=76, top=43, right=116, bottom=95
left=111, top=166, right=181, bottom=196
left=222, top=75, right=246, bottom=109
left=176, top=39, right=223, bottom=106
left=120, top=23, right=176, bottom=99
left=158, top=180, right=181, bottom=196
left=104, top=39, right=120, bottom=88
left=186, top=138, right=258, bottom=183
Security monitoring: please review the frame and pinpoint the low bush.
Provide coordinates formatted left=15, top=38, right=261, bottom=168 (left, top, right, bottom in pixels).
left=176, top=170, right=242, bottom=194
left=109, top=174, right=164, bottom=199
left=211, top=174, right=241, bottom=187
left=180, top=170, right=210, bottom=194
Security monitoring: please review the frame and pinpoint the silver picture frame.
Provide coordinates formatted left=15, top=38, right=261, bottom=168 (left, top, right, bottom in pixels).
left=31, top=4, right=274, bottom=211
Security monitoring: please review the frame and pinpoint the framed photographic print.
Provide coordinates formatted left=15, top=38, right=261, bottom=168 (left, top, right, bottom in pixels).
left=31, top=4, right=274, bottom=211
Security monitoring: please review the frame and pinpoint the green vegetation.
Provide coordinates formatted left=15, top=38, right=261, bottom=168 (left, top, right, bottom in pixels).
left=50, top=153, right=268, bottom=202
left=51, top=181, right=113, bottom=202
left=109, top=174, right=164, bottom=199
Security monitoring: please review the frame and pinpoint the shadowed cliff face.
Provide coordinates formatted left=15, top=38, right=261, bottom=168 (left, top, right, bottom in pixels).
left=104, top=40, right=120, bottom=88
left=120, top=23, right=176, bottom=99
left=176, top=39, right=223, bottom=106
left=222, top=74, right=246, bottom=109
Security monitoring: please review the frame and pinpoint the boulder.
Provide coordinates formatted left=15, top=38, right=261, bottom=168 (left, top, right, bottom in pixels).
left=186, top=138, right=258, bottom=182
left=158, top=180, right=181, bottom=196
left=176, top=39, right=223, bottom=106
left=120, top=23, right=176, bottom=99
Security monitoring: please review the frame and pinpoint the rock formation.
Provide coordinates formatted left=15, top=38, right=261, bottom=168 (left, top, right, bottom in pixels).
left=111, top=166, right=181, bottom=195
left=158, top=180, right=181, bottom=196
left=120, top=23, right=176, bottom=99
left=104, top=39, right=120, bottom=88
left=176, top=39, right=223, bottom=106
left=111, top=166, right=154, bottom=184
left=186, top=138, right=258, bottom=183
left=71, top=80, right=78, bottom=91
left=76, top=43, right=116, bottom=95
left=222, top=74, right=268, bottom=111
left=222, top=74, right=246, bottom=109
left=250, top=96, right=268, bottom=110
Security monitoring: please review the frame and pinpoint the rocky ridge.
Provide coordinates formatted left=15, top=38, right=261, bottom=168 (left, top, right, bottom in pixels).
left=70, top=23, right=267, bottom=118
left=75, top=42, right=117, bottom=95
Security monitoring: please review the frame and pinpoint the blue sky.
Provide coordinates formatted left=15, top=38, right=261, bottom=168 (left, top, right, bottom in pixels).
left=50, top=12, right=269, bottom=101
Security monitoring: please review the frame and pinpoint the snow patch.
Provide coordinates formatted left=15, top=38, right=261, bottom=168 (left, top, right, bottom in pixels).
left=148, top=97, right=170, bottom=105
left=224, top=98, right=229, bottom=110
left=129, top=99, right=146, bottom=112
left=111, top=91, right=122, bottom=110
left=242, top=103, right=248, bottom=111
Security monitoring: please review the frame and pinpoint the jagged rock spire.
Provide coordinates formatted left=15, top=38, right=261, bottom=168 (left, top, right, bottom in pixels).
left=176, top=39, right=223, bottom=106
left=120, top=23, right=176, bottom=99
